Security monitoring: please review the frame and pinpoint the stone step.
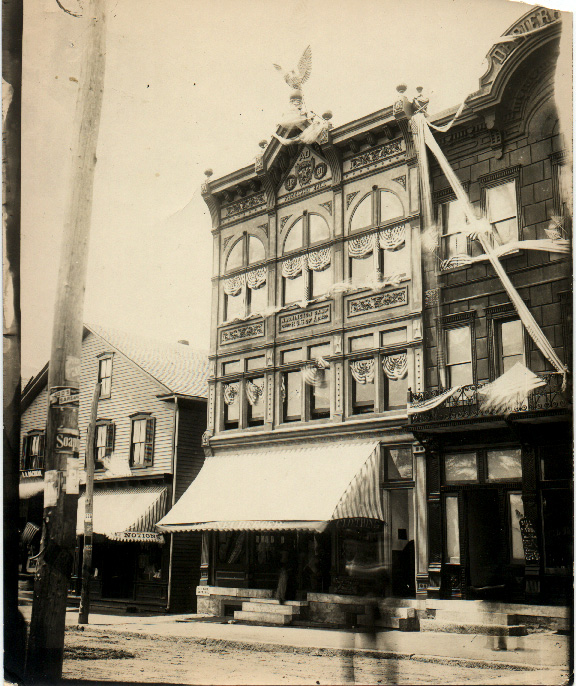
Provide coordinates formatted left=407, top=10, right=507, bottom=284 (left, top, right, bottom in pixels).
left=254, top=599, right=281, bottom=604
left=419, top=618, right=527, bottom=636
left=429, top=609, right=519, bottom=625
left=380, top=607, right=417, bottom=620
left=234, top=610, right=291, bottom=625
left=357, top=613, right=419, bottom=631
left=241, top=602, right=301, bottom=615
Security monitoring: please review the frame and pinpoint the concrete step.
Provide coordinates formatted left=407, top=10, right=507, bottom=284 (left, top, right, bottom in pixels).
left=234, top=610, right=292, bottom=625
left=429, top=609, right=519, bottom=625
left=357, top=613, right=419, bottom=631
left=419, top=618, right=527, bottom=636
left=241, top=602, right=301, bottom=616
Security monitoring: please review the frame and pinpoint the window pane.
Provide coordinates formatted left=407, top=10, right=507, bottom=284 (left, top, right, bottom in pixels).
left=386, top=373, right=408, bottom=410
left=443, top=232, right=468, bottom=259
left=446, top=327, right=471, bottom=364
left=448, top=362, right=473, bottom=387
left=379, top=190, right=404, bottom=223
left=443, top=200, right=467, bottom=235
left=350, top=194, right=372, bottom=232
left=352, top=374, right=375, bottom=413
left=226, top=239, right=244, bottom=271
left=225, top=292, right=244, bottom=321
left=248, top=236, right=265, bottom=264
left=540, top=444, right=572, bottom=481
left=284, top=274, right=304, bottom=304
left=487, top=181, right=517, bottom=223
left=308, top=343, right=330, bottom=360
left=381, top=328, right=407, bottom=346
left=508, top=493, right=525, bottom=563
left=445, top=496, right=460, bottom=564
left=383, top=243, right=409, bottom=278
left=281, top=349, right=302, bottom=364
left=501, top=320, right=523, bottom=357
left=97, top=425, right=107, bottom=447
left=493, top=218, right=518, bottom=245
left=224, top=394, right=239, bottom=425
left=386, top=447, right=413, bottom=480
left=445, top=452, right=478, bottom=482
left=247, top=377, right=265, bottom=425
left=350, top=335, right=373, bottom=351
left=309, top=214, right=330, bottom=243
left=350, top=253, right=373, bottom=284
left=248, top=284, right=267, bottom=314
left=246, top=356, right=266, bottom=371
left=283, top=371, right=301, bottom=421
left=311, top=368, right=330, bottom=417
left=223, top=360, right=241, bottom=374
left=487, top=448, right=522, bottom=481
left=283, top=218, right=304, bottom=253
left=311, top=265, right=332, bottom=297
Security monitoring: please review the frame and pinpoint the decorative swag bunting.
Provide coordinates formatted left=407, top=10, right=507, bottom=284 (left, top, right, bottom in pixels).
left=281, top=255, right=305, bottom=279
left=245, top=379, right=264, bottom=406
left=379, top=224, right=406, bottom=250
left=383, top=353, right=408, bottom=380
left=223, top=382, right=240, bottom=405
left=245, top=267, right=267, bottom=290
left=307, top=247, right=331, bottom=271
left=224, top=268, right=267, bottom=295
left=348, top=234, right=375, bottom=258
left=302, top=357, right=330, bottom=387
left=223, top=273, right=245, bottom=296
left=350, top=359, right=375, bottom=385
left=348, top=226, right=406, bottom=259
left=281, top=250, right=331, bottom=278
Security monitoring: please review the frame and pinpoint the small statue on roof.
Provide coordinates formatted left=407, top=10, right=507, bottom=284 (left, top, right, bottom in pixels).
left=273, top=45, right=312, bottom=91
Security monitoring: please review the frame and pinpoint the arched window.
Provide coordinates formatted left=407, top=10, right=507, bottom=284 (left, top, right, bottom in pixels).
left=248, top=236, right=265, bottom=264
left=225, top=239, right=244, bottom=272
left=379, top=190, right=404, bottom=224
left=350, top=194, right=372, bottom=232
left=222, top=233, right=268, bottom=322
left=283, top=218, right=304, bottom=253
left=309, top=213, right=330, bottom=244
left=349, top=187, right=404, bottom=232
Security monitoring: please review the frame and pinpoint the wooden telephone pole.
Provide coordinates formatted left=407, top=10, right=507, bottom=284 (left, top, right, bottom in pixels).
left=25, top=0, right=106, bottom=680
left=78, top=382, right=100, bottom=624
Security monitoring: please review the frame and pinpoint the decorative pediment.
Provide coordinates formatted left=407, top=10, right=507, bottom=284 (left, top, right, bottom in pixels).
left=276, top=147, right=332, bottom=202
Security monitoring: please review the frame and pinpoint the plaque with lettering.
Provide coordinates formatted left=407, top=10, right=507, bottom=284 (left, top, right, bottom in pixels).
left=347, top=287, right=407, bottom=317
left=220, top=321, right=265, bottom=345
left=278, top=305, right=331, bottom=333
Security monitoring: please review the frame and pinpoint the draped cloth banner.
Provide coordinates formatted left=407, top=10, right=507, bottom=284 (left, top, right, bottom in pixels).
left=302, top=357, right=330, bottom=386
left=383, top=353, right=408, bottom=380
left=223, top=273, right=246, bottom=296
left=350, top=359, right=375, bottom=384
left=348, top=234, right=376, bottom=258
left=245, top=267, right=267, bottom=290
left=379, top=224, right=406, bottom=250
left=282, top=255, right=305, bottom=278
left=441, top=238, right=571, bottom=270
left=223, top=382, right=240, bottom=405
left=477, top=362, right=546, bottom=414
left=307, top=247, right=331, bottom=271
left=419, top=113, right=568, bottom=382
left=245, top=379, right=264, bottom=406
left=407, top=386, right=463, bottom=415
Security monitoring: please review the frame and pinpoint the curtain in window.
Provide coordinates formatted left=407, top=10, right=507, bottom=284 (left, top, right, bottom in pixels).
left=307, top=247, right=331, bottom=271
left=379, top=224, right=406, bottom=250
left=223, top=273, right=246, bottom=296
left=350, top=359, right=375, bottom=384
left=383, top=353, right=408, bottom=380
left=348, top=234, right=376, bottom=258
left=245, top=379, right=264, bottom=405
left=245, top=267, right=267, bottom=290
left=223, top=382, right=240, bottom=405
left=281, top=255, right=305, bottom=279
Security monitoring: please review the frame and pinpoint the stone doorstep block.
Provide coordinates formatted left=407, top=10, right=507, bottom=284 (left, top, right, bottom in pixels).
left=378, top=607, right=417, bottom=620
left=424, top=598, right=570, bottom=618
left=431, top=609, right=519, bottom=625
left=377, top=598, right=425, bottom=610
left=419, top=619, right=527, bottom=637
left=234, top=610, right=291, bottom=625
left=255, top=599, right=281, bottom=604
left=243, top=588, right=275, bottom=599
left=285, top=600, right=309, bottom=607
left=357, top=614, right=419, bottom=632
left=241, top=602, right=300, bottom=615
left=519, top=615, right=570, bottom=632
left=307, top=593, right=381, bottom=605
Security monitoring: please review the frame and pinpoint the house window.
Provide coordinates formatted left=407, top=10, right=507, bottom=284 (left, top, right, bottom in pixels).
left=350, top=358, right=376, bottom=414
left=347, top=222, right=409, bottom=287
left=496, top=319, right=525, bottom=375
left=21, top=431, right=45, bottom=471
left=441, top=199, right=469, bottom=260
left=223, top=382, right=240, bottom=430
left=486, top=448, right=522, bottom=481
left=246, top=377, right=265, bottom=427
left=383, top=446, right=413, bottom=481
left=130, top=414, right=155, bottom=467
left=349, top=345, right=408, bottom=416
left=282, top=213, right=332, bottom=304
left=444, top=452, right=478, bottom=482
left=98, top=355, right=113, bottom=398
left=349, top=188, right=404, bottom=233
left=485, top=179, right=518, bottom=246
left=221, top=362, right=269, bottom=431
left=282, top=370, right=302, bottom=422
left=443, top=448, right=521, bottom=485
left=307, top=343, right=331, bottom=420
left=445, top=325, right=473, bottom=386
left=94, top=421, right=115, bottom=470
left=222, top=233, right=267, bottom=322
left=444, top=495, right=460, bottom=564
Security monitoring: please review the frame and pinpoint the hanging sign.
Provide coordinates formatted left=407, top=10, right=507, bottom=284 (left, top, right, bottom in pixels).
left=55, top=428, right=80, bottom=455
left=49, top=386, right=80, bottom=407
left=65, top=458, right=80, bottom=494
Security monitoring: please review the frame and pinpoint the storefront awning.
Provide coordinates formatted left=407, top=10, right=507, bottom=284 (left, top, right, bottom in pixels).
left=77, top=485, right=168, bottom=544
left=19, top=479, right=44, bottom=499
left=156, top=441, right=384, bottom=534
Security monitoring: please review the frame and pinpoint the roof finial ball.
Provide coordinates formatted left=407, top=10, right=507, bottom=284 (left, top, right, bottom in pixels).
left=204, top=169, right=213, bottom=179
left=322, top=110, right=333, bottom=121
left=396, top=83, right=407, bottom=95
left=259, top=140, right=268, bottom=150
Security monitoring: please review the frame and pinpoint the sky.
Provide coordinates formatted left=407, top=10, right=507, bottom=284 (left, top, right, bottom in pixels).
left=20, top=0, right=570, bottom=379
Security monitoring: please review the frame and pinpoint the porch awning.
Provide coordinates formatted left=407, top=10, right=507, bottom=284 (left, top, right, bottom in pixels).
left=77, top=485, right=168, bottom=544
left=156, top=441, right=384, bottom=534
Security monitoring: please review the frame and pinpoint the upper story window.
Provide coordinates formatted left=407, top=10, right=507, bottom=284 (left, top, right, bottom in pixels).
left=445, top=325, right=473, bottom=387
left=221, top=356, right=268, bottom=431
left=350, top=188, right=404, bottom=233
left=496, top=318, right=525, bottom=376
left=382, top=446, right=414, bottom=483
left=130, top=413, right=155, bottom=467
left=98, top=354, right=113, bottom=399
left=94, top=420, right=115, bottom=470
left=485, top=180, right=518, bottom=246
left=223, top=233, right=267, bottom=322
left=347, top=223, right=409, bottom=288
left=280, top=343, right=332, bottom=423
left=282, top=213, right=332, bottom=304
left=440, top=199, right=469, bottom=262
left=21, top=430, right=45, bottom=471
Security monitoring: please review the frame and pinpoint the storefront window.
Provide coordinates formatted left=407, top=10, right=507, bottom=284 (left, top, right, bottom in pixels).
left=444, top=452, right=478, bottom=482
left=508, top=492, right=526, bottom=563
left=487, top=448, right=522, bottom=481
left=136, top=546, right=163, bottom=581
left=542, top=489, right=572, bottom=573
left=445, top=495, right=460, bottom=564
left=217, top=531, right=246, bottom=565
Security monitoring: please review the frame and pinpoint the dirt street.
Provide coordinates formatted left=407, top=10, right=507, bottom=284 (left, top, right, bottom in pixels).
left=61, top=627, right=569, bottom=685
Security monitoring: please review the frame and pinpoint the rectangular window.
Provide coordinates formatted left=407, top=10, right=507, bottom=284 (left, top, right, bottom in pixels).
left=223, top=383, right=240, bottom=430
left=308, top=343, right=331, bottom=361
left=446, top=326, right=473, bottom=386
left=94, top=422, right=115, bottom=470
left=98, top=356, right=113, bottom=398
left=445, top=452, right=478, bottom=482
left=383, top=243, right=409, bottom=279
left=351, top=359, right=375, bottom=414
left=385, top=370, right=408, bottom=410
left=487, top=448, right=522, bottom=481
left=486, top=180, right=518, bottom=246
left=384, top=446, right=413, bottom=481
left=247, top=285, right=267, bottom=315
left=283, top=273, right=304, bottom=304
left=130, top=416, right=155, bottom=467
left=225, top=292, right=244, bottom=321
left=350, top=334, right=373, bottom=352
left=246, top=377, right=265, bottom=427
left=381, top=328, right=407, bottom=346
left=222, top=360, right=241, bottom=375
left=310, top=367, right=330, bottom=419
left=246, top=356, right=266, bottom=371
left=508, top=492, right=526, bottom=564
left=445, top=495, right=460, bottom=564
left=441, top=199, right=469, bottom=259
left=496, top=319, right=524, bottom=374
left=311, top=265, right=332, bottom=298
left=282, top=371, right=301, bottom=422
left=350, top=253, right=374, bottom=284
left=281, top=348, right=302, bottom=365
left=21, top=432, right=45, bottom=470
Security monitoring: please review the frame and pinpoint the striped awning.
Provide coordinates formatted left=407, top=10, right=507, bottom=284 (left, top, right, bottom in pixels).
left=77, top=485, right=168, bottom=544
left=156, top=441, right=384, bottom=533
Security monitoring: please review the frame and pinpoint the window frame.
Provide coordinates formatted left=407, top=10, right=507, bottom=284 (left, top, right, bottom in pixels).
left=441, top=446, right=522, bottom=486
left=129, top=413, right=155, bottom=468
left=94, top=419, right=115, bottom=471
left=441, top=312, right=477, bottom=389
left=349, top=186, right=405, bottom=234
left=222, top=231, right=268, bottom=323
left=21, top=429, right=45, bottom=471
left=381, top=444, right=414, bottom=486
left=478, top=167, right=521, bottom=248
left=486, top=305, right=528, bottom=381
left=220, top=357, right=269, bottom=431
left=97, top=353, right=113, bottom=399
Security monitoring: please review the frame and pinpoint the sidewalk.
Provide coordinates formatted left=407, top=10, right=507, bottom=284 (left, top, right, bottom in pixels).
left=19, top=605, right=572, bottom=672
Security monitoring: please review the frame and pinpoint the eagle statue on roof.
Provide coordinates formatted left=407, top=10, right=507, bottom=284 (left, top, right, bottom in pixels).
left=273, top=45, right=312, bottom=91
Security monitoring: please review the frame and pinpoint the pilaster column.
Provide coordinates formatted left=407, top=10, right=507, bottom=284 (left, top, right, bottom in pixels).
left=413, top=441, right=428, bottom=596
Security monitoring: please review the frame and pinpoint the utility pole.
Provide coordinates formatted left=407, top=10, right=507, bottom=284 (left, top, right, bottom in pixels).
left=78, top=382, right=100, bottom=624
left=25, top=0, right=106, bottom=680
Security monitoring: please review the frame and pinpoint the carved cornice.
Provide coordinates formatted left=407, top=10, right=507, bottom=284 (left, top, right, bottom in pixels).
left=320, top=142, right=342, bottom=188
left=477, top=165, right=520, bottom=186
left=201, top=186, right=220, bottom=230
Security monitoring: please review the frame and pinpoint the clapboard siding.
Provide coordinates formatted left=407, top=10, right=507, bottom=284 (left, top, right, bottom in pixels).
left=20, top=386, right=49, bottom=455
left=78, top=331, right=175, bottom=478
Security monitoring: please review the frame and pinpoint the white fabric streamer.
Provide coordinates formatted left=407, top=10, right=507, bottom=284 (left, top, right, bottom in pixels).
left=477, top=363, right=546, bottom=414
left=383, top=353, right=408, bottom=380
left=407, top=386, right=463, bottom=415
left=350, top=359, right=375, bottom=384
left=307, top=247, right=331, bottom=271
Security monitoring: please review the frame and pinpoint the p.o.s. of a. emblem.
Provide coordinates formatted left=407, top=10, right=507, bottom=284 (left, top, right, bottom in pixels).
left=297, top=157, right=314, bottom=187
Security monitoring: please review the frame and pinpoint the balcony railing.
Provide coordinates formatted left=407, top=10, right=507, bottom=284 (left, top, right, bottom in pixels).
left=409, top=372, right=570, bottom=425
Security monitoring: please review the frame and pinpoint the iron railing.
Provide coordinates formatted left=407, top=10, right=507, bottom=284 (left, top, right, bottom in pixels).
left=409, top=372, right=570, bottom=425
